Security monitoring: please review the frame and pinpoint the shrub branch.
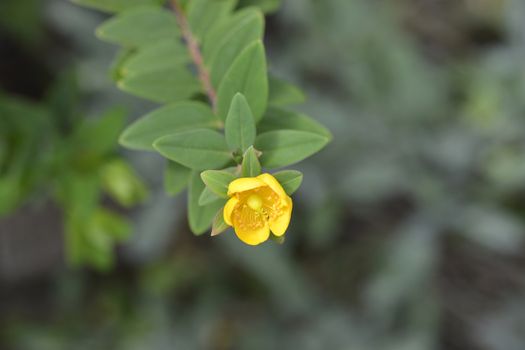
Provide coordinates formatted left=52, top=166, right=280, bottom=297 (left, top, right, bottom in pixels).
left=170, top=0, right=218, bottom=112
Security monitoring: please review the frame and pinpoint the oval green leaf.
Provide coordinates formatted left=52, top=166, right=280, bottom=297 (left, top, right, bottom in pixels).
left=273, top=170, right=303, bottom=195
left=164, top=161, right=191, bottom=196
left=96, top=7, right=180, bottom=47
left=258, top=107, right=332, bottom=138
left=200, top=170, right=237, bottom=197
left=225, top=93, right=256, bottom=152
left=120, top=101, right=218, bottom=151
left=154, top=129, right=233, bottom=170
left=255, top=130, right=330, bottom=168
left=241, top=146, right=261, bottom=177
left=216, top=40, right=268, bottom=122
left=188, top=172, right=226, bottom=235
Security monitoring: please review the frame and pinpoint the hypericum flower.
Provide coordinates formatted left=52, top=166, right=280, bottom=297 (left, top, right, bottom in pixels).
left=223, top=173, right=293, bottom=245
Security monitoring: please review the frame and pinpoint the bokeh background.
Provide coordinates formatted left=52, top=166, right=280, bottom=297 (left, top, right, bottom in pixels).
left=2, top=0, right=525, bottom=349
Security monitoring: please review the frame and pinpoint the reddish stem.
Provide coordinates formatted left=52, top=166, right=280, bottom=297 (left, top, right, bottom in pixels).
left=170, top=0, right=218, bottom=112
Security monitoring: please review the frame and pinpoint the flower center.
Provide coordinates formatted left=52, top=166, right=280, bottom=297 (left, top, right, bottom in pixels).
left=246, top=194, right=263, bottom=211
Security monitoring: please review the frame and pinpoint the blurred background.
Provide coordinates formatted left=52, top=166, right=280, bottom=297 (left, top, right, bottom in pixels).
left=2, top=0, right=525, bottom=349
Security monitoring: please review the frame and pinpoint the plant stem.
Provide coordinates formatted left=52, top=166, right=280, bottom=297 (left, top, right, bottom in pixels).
left=170, top=0, right=218, bottom=112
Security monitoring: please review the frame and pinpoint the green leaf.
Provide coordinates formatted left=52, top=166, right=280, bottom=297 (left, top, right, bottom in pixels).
left=164, top=161, right=191, bottom=196
left=72, top=0, right=165, bottom=13
left=187, top=0, right=237, bottom=41
left=273, top=170, right=303, bottom=195
left=110, top=48, right=135, bottom=81
left=120, top=101, right=217, bottom=151
left=188, top=172, right=226, bottom=235
left=91, top=209, right=131, bottom=242
left=154, top=129, right=232, bottom=170
left=198, top=187, right=221, bottom=206
left=200, top=170, right=236, bottom=197
left=238, top=0, right=281, bottom=13
left=241, top=146, right=261, bottom=177
left=268, top=76, right=305, bottom=106
left=225, top=93, right=256, bottom=152
left=255, top=130, right=330, bottom=168
left=122, top=39, right=189, bottom=74
left=96, top=7, right=180, bottom=47
left=258, top=107, right=332, bottom=138
left=216, top=40, right=268, bottom=122
left=270, top=232, right=285, bottom=244
left=74, top=107, right=126, bottom=159
left=117, top=66, right=201, bottom=104
left=100, top=159, right=148, bottom=207
left=211, top=210, right=230, bottom=236
left=207, top=9, right=264, bottom=87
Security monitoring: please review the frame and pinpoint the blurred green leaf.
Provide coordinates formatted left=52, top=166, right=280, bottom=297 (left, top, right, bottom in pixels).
left=91, top=209, right=131, bottom=242
left=72, top=107, right=125, bottom=164
left=100, top=159, right=148, bottom=207
left=154, top=129, right=232, bottom=170
left=216, top=40, right=268, bottom=122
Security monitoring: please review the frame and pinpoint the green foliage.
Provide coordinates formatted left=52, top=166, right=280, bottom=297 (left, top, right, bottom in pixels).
left=188, top=172, right=226, bottom=235
left=154, top=129, right=232, bottom=170
left=273, top=170, right=303, bottom=195
left=100, top=159, right=148, bottom=207
left=259, top=107, right=331, bottom=137
left=216, top=40, right=268, bottom=121
left=241, top=146, right=261, bottom=177
left=188, top=0, right=237, bottom=42
left=72, top=0, right=166, bottom=13
left=268, top=76, right=306, bottom=106
left=119, top=101, right=217, bottom=151
left=75, top=0, right=330, bottom=236
left=200, top=170, right=237, bottom=198
left=211, top=210, right=229, bottom=236
left=256, top=130, right=331, bottom=168
left=207, top=9, right=264, bottom=88
left=96, top=7, right=180, bottom=47
left=164, top=161, right=191, bottom=196
left=0, top=78, right=147, bottom=269
left=198, top=187, right=222, bottom=206
left=225, top=93, right=256, bottom=152
left=238, top=0, right=281, bottom=13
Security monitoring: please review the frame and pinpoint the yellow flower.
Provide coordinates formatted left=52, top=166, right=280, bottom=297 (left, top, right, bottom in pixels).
left=223, top=173, right=293, bottom=245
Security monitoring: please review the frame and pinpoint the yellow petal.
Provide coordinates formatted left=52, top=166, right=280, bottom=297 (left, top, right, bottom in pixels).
left=257, top=173, right=287, bottom=199
left=234, top=221, right=270, bottom=246
left=223, top=197, right=239, bottom=226
left=269, top=196, right=293, bottom=236
left=227, top=177, right=266, bottom=196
